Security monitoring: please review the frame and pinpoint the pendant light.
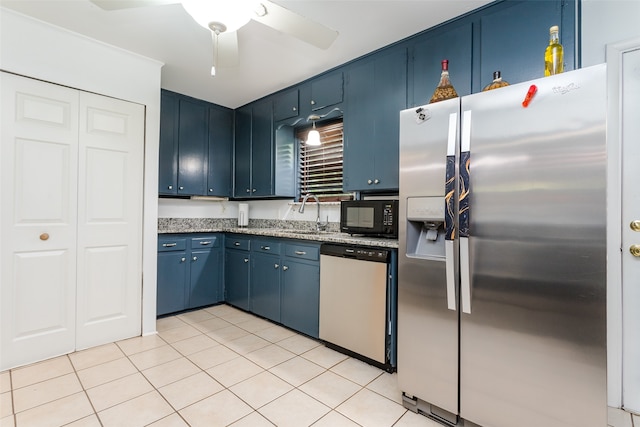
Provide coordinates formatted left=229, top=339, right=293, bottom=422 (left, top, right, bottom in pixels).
left=306, top=120, right=321, bottom=146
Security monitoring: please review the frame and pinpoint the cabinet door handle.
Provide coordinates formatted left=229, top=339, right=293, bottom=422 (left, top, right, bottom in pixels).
left=168, top=185, right=173, bottom=190
left=199, top=241, right=212, bottom=245
left=180, top=257, right=186, bottom=262
left=192, top=256, right=198, bottom=261
left=163, top=243, right=177, bottom=247
left=234, top=242, right=241, bottom=246
left=374, top=179, right=380, bottom=184
left=367, top=179, right=373, bottom=185
left=209, top=188, right=213, bottom=192
left=310, top=100, right=316, bottom=105
left=261, top=246, right=270, bottom=251
left=39, top=233, right=50, bottom=241
left=252, top=189, right=256, bottom=193
left=244, top=258, right=249, bottom=263
left=246, top=188, right=251, bottom=193
left=294, top=250, right=306, bottom=255
left=282, top=265, right=289, bottom=271
left=179, top=186, right=184, bottom=190
left=274, top=263, right=279, bottom=269
left=292, top=107, right=297, bottom=111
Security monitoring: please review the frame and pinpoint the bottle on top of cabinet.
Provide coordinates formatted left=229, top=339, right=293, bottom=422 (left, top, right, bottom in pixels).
left=544, top=25, right=564, bottom=76
left=429, top=59, right=458, bottom=103
left=482, top=71, right=510, bottom=91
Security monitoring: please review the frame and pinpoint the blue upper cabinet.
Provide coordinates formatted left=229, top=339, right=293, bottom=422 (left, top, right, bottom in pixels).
left=233, top=98, right=295, bottom=198
left=344, top=48, right=407, bottom=192
left=177, top=98, right=208, bottom=196
left=207, top=106, right=233, bottom=197
left=273, top=88, right=299, bottom=122
left=251, top=99, right=274, bottom=197
left=476, top=0, right=576, bottom=91
left=310, top=71, right=344, bottom=112
left=158, top=91, right=179, bottom=194
left=409, top=21, right=473, bottom=107
left=159, top=90, right=233, bottom=197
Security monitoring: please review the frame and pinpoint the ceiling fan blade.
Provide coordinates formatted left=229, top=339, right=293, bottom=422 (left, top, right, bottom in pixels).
left=89, top=0, right=178, bottom=11
left=216, top=31, right=239, bottom=69
left=253, top=1, right=338, bottom=50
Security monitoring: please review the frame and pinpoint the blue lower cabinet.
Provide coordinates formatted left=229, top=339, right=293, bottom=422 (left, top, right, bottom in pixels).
left=281, top=258, right=320, bottom=338
left=251, top=252, right=281, bottom=322
left=157, top=251, right=188, bottom=316
left=225, top=248, right=251, bottom=311
left=223, top=237, right=321, bottom=337
left=189, top=247, right=222, bottom=309
left=157, top=234, right=223, bottom=316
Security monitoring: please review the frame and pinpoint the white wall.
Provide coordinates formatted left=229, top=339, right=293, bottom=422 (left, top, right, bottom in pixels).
left=0, top=8, right=163, bottom=336
left=581, top=0, right=640, bottom=66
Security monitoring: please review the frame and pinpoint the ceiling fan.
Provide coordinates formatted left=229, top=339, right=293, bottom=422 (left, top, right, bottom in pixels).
left=90, top=0, right=339, bottom=75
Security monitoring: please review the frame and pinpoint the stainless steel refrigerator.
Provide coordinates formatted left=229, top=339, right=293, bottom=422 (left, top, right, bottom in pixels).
left=397, top=64, right=607, bottom=427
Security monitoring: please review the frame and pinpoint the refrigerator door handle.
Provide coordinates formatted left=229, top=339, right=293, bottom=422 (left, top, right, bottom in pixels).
left=445, top=112, right=458, bottom=311
left=460, top=110, right=472, bottom=314
left=460, top=237, right=471, bottom=313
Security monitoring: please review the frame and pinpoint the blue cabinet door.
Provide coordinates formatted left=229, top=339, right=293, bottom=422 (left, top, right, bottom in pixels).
left=344, top=48, right=406, bottom=192
left=281, top=259, right=319, bottom=338
left=225, top=249, right=250, bottom=311
left=251, top=252, right=281, bottom=322
left=207, top=106, right=233, bottom=197
left=158, top=91, right=179, bottom=195
left=251, top=99, right=273, bottom=197
left=273, top=88, right=299, bottom=122
left=310, top=71, right=343, bottom=111
left=477, top=0, right=575, bottom=90
left=178, top=98, right=208, bottom=195
left=234, top=106, right=252, bottom=197
left=157, top=251, right=188, bottom=316
left=409, top=22, right=473, bottom=107
left=189, top=247, right=222, bottom=309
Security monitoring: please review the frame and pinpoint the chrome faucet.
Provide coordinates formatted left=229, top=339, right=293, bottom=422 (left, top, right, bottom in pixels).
left=299, top=193, right=328, bottom=231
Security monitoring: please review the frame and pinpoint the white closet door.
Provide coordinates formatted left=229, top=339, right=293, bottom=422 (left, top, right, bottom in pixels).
left=75, top=92, right=144, bottom=349
left=0, top=72, right=79, bottom=370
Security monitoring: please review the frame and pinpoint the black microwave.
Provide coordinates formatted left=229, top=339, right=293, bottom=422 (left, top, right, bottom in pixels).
left=340, top=200, right=398, bottom=238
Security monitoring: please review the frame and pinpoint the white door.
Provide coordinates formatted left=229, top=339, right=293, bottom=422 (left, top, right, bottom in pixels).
left=75, top=92, right=144, bottom=349
left=1, top=72, right=79, bottom=369
left=621, top=46, right=640, bottom=414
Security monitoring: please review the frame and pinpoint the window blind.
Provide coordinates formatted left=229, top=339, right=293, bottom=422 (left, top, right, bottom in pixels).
left=297, top=120, right=352, bottom=201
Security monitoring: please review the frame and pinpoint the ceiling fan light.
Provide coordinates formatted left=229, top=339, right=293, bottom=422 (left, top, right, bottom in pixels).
left=181, top=0, right=253, bottom=33
left=306, top=129, right=321, bottom=146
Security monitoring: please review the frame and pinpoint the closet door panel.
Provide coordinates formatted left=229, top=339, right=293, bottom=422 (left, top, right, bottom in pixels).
left=0, top=72, right=79, bottom=370
left=76, top=92, right=144, bottom=349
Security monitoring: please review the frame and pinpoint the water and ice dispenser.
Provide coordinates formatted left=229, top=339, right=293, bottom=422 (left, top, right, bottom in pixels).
left=405, top=196, right=446, bottom=259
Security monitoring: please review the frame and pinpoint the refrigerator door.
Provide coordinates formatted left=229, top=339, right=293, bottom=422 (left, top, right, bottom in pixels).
left=459, top=65, right=607, bottom=427
left=397, top=98, right=460, bottom=420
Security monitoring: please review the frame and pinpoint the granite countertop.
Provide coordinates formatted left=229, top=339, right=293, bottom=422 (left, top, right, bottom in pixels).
left=158, top=218, right=398, bottom=249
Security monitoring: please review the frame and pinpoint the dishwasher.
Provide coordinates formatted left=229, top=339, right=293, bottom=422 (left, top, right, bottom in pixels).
left=319, top=243, right=396, bottom=371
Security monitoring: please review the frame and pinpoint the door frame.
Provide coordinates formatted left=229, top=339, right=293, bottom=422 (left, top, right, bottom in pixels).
left=606, top=36, right=640, bottom=411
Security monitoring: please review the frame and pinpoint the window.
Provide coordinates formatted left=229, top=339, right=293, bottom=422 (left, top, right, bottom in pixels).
left=297, top=119, right=353, bottom=201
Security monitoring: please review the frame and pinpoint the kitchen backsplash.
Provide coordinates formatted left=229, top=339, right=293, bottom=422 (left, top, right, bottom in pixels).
left=158, top=198, right=342, bottom=223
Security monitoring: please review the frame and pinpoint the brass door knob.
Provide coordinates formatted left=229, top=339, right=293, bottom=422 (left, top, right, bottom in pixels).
left=39, top=233, right=49, bottom=241
left=630, top=245, right=640, bottom=257
left=631, top=220, right=640, bottom=232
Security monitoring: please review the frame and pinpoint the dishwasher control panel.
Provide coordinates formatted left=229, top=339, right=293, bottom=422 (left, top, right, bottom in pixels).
left=320, top=244, right=389, bottom=263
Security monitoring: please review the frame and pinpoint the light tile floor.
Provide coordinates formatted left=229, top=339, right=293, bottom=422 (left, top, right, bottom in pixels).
left=0, top=304, right=443, bottom=427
